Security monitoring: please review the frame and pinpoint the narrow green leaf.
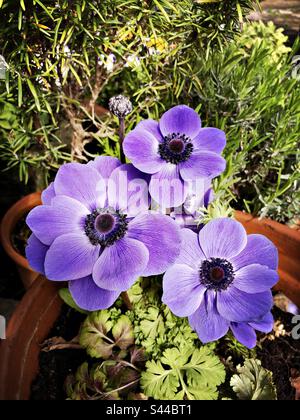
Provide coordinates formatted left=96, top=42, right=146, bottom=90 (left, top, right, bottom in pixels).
left=26, top=79, right=41, bottom=111
left=18, top=74, right=23, bottom=107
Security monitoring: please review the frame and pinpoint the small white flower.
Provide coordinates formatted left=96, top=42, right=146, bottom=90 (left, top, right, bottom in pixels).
left=63, top=45, right=72, bottom=58
left=125, top=55, right=141, bottom=69
left=98, top=53, right=116, bottom=73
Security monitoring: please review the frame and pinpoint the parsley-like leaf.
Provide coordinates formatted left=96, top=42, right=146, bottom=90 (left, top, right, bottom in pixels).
left=141, top=346, right=226, bottom=400
left=230, top=359, right=277, bottom=400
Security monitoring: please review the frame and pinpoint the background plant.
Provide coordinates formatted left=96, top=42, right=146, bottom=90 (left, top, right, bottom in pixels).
left=0, top=0, right=257, bottom=189
left=0, top=1, right=298, bottom=219
left=193, top=23, right=300, bottom=224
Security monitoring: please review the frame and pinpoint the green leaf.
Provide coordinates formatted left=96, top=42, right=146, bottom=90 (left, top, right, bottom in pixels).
left=58, top=288, right=89, bottom=314
left=185, top=346, right=227, bottom=389
left=20, top=0, right=25, bottom=11
left=194, top=0, right=224, bottom=2
left=17, top=74, right=23, bottom=107
left=26, top=79, right=41, bottom=112
left=80, top=311, right=115, bottom=359
left=141, top=359, right=179, bottom=400
left=141, top=346, right=226, bottom=400
left=80, top=311, right=134, bottom=359
left=230, top=359, right=277, bottom=400
left=139, top=307, right=165, bottom=341
left=112, top=315, right=134, bottom=350
left=75, top=362, right=90, bottom=383
left=0, top=120, right=12, bottom=129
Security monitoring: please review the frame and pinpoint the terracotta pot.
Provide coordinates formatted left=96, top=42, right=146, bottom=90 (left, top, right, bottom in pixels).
left=0, top=276, right=62, bottom=400
left=235, top=211, right=300, bottom=308
left=0, top=192, right=42, bottom=289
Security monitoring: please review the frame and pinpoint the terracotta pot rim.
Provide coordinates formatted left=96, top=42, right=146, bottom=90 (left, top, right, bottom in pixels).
left=0, top=192, right=42, bottom=272
left=234, top=210, right=300, bottom=242
left=235, top=210, right=300, bottom=308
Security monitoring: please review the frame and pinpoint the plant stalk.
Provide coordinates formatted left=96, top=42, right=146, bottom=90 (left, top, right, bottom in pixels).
left=118, top=116, right=132, bottom=310
left=119, top=117, right=126, bottom=164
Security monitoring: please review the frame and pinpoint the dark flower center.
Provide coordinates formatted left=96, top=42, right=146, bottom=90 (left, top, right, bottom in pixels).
left=95, top=213, right=115, bottom=234
left=84, top=208, right=128, bottom=247
left=210, top=267, right=225, bottom=282
left=158, top=133, right=193, bottom=164
left=169, top=138, right=185, bottom=154
left=199, top=258, right=234, bottom=291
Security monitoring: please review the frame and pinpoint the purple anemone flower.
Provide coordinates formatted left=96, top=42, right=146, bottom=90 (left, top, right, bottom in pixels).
left=123, top=105, right=226, bottom=208
left=26, top=156, right=181, bottom=311
left=171, top=178, right=214, bottom=231
left=162, top=218, right=279, bottom=347
left=229, top=311, right=274, bottom=349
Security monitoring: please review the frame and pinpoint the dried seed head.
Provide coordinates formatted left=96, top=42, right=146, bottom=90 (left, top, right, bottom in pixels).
left=109, top=95, right=132, bottom=119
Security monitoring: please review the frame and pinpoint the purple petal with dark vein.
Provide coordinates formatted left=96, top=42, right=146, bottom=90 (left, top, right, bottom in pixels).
left=45, top=233, right=100, bottom=281
left=231, top=234, right=278, bottom=271
left=204, top=188, right=214, bottom=208
left=189, top=291, right=230, bottom=343
left=159, top=105, right=202, bottom=139
left=128, top=212, right=181, bottom=276
left=230, top=323, right=257, bottom=349
left=92, top=237, right=149, bottom=291
left=199, top=218, right=247, bottom=259
left=179, top=151, right=226, bottom=181
left=54, top=162, right=106, bottom=210
left=193, top=127, right=226, bottom=154
left=234, top=264, right=279, bottom=294
left=123, top=129, right=165, bottom=174
left=175, top=228, right=206, bottom=269
left=249, top=312, right=274, bottom=333
left=162, top=264, right=205, bottom=317
left=88, top=156, right=121, bottom=179
left=25, top=234, right=48, bottom=275
left=69, top=276, right=120, bottom=311
left=217, top=286, right=273, bottom=323
left=26, top=196, right=89, bottom=246
left=135, top=119, right=163, bottom=142
left=41, top=182, right=56, bottom=205
left=149, top=164, right=188, bottom=208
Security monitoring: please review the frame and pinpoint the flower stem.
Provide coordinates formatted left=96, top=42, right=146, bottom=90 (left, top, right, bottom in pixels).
left=118, top=117, right=126, bottom=164
left=118, top=115, right=131, bottom=311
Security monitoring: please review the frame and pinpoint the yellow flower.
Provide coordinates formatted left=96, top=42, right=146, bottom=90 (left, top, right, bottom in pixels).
left=146, top=36, right=168, bottom=54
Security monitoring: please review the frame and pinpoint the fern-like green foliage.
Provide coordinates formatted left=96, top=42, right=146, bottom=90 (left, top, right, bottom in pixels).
left=126, top=277, right=226, bottom=400
left=230, top=359, right=277, bottom=400
left=141, top=346, right=226, bottom=400
left=127, top=277, right=198, bottom=358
